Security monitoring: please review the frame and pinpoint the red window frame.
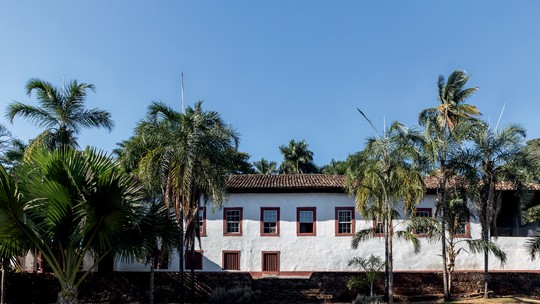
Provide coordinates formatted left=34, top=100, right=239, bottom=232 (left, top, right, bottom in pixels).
left=335, top=207, right=355, bottom=236
left=223, top=208, right=243, bottom=236
left=198, top=207, right=206, bottom=237
left=413, top=208, right=432, bottom=236
left=372, top=217, right=385, bottom=237
left=260, top=207, right=280, bottom=236
left=261, top=251, right=280, bottom=274
left=222, top=250, right=241, bottom=271
left=185, top=250, right=203, bottom=270
left=297, top=207, right=316, bottom=236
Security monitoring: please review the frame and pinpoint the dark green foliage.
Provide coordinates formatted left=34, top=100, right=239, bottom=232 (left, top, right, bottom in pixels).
left=279, top=139, right=318, bottom=174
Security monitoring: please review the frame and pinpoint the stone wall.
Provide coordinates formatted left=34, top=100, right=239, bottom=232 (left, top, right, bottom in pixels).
left=4, top=271, right=540, bottom=303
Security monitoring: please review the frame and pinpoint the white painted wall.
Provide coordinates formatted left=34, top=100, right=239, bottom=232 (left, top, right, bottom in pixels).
left=115, top=192, right=540, bottom=273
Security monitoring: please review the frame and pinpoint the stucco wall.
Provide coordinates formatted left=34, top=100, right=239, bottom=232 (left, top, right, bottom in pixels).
left=115, top=192, right=540, bottom=273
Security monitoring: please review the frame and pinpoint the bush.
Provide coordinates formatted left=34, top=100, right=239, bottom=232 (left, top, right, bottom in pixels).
left=208, top=286, right=261, bottom=304
left=352, top=294, right=384, bottom=304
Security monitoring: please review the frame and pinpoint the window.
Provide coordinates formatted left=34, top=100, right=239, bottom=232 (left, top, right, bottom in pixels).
left=223, top=208, right=243, bottom=236
left=414, top=208, right=432, bottom=236
left=262, top=251, right=280, bottom=273
left=222, top=251, right=240, bottom=271
left=335, top=207, right=355, bottom=236
left=185, top=250, right=203, bottom=270
left=373, top=217, right=384, bottom=237
left=261, top=208, right=280, bottom=236
left=453, top=208, right=471, bottom=238
left=198, top=207, right=206, bottom=237
left=297, top=207, right=316, bottom=236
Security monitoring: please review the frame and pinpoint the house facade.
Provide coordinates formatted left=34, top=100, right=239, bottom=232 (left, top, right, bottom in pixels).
left=116, top=174, right=540, bottom=276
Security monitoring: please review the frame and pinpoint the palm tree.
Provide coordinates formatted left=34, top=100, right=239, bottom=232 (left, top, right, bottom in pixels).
left=118, top=201, right=179, bottom=304
left=6, top=78, right=113, bottom=150
left=321, top=159, right=348, bottom=175
left=346, top=121, right=425, bottom=303
left=279, top=139, right=318, bottom=174
left=454, top=122, right=532, bottom=298
left=408, top=191, right=506, bottom=295
left=120, top=101, right=239, bottom=302
left=253, top=158, right=277, bottom=174
left=0, top=147, right=144, bottom=304
left=418, top=70, right=480, bottom=300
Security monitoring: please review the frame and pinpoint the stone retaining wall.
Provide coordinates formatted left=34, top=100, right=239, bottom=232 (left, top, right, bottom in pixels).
left=4, top=271, right=540, bottom=303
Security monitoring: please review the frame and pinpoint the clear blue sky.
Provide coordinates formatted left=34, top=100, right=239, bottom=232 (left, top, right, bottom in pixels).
left=1, top=1, right=540, bottom=167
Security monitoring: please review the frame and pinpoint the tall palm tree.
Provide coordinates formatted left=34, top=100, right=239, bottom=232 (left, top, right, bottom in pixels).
left=408, top=191, right=506, bottom=295
left=279, top=139, right=318, bottom=174
left=418, top=70, right=480, bottom=300
left=253, top=158, right=277, bottom=174
left=6, top=78, right=113, bottom=150
left=0, top=147, right=145, bottom=304
left=454, top=122, right=532, bottom=298
left=120, top=101, right=239, bottom=302
left=346, top=121, right=425, bottom=303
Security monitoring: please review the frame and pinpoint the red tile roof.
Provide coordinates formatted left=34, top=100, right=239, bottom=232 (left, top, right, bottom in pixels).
left=226, top=174, right=540, bottom=192
left=226, top=174, right=345, bottom=193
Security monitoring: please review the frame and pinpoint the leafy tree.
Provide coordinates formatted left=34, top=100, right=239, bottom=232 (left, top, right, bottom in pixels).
left=321, top=159, right=348, bottom=175
left=454, top=122, right=533, bottom=298
left=118, top=101, right=239, bottom=302
left=228, top=150, right=255, bottom=174
left=346, top=121, right=425, bottom=303
left=0, top=147, right=144, bottom=304
left=253, top=158, right=277, bottom=174
left=6, top=78, right=113, bottom=150
left=418, top=70, right=480, bottom=300
left=279, top=139, right=318, bottom=174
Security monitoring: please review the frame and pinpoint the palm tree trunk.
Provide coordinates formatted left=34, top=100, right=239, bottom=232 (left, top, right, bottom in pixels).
left=387, top=212, right=394, bottom=304
left=439, top=172, right=450, bottom=300
left=482, top=220, right=489, bottom=298
left=179, top=209, right=185, bottom=303
left=384, top=218, right=389, bottom=303
left=149, top=263, right=155, bottom=304
left=1, top=265, right=5, bottom=304
left=57, top=283, right=78, bottom=304
left=190, top=239, right=196, bottom=303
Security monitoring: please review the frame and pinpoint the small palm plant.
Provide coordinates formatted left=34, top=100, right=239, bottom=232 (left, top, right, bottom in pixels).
left=348, top=255, right=385, bottom=297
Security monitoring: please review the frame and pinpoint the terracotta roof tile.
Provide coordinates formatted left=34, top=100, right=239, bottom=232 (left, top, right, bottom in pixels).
left=226, top=174, right=540, bottom=192
left=226, top=174, right=345, bottom=193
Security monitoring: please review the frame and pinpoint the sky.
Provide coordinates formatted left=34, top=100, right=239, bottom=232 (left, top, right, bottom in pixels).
left=1, top=1, right=540, bottom=167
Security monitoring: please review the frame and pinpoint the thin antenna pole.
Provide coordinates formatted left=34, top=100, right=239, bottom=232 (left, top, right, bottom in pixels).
left=181, top=73, right=185, bottom=114
left=495, top=102, right=506, bottom=132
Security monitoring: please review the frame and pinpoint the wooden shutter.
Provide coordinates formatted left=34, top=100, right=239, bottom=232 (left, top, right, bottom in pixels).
left=262, top=252, right=279, bottom=273
left=223, top=251, right=240, bottom=270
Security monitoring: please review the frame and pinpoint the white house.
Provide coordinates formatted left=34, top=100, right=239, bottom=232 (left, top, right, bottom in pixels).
left=116, top=174, right=540, bottom=276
